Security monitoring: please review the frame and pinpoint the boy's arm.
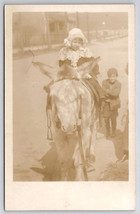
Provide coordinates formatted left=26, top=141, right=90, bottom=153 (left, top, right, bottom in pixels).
left=107, top=82, right=121, bottom=97
left=102, top=80, right=109, bottom=96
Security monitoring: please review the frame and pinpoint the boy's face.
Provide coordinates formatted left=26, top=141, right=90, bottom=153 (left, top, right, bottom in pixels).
left=71, top=38, right=83, bottom=51
left=109, top=74, right=117, bottom=84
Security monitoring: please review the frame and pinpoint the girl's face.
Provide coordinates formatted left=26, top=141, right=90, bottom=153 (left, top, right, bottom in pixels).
left=71, top=38, right=83, bottom=51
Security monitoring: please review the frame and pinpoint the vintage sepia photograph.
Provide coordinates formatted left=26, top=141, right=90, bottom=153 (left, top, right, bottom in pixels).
left=5, top=4, right=135, bottom=210
left=13, top=11, right=129, bottom=182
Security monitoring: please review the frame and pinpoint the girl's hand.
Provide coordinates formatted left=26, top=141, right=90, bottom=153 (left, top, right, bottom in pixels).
left=84, top=74, right=92, bottom=79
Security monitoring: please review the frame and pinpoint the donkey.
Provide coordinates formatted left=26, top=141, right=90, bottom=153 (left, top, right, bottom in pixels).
left=48, top=79, right=96, bottom=181
left=32, top=61, right=98, bottom=181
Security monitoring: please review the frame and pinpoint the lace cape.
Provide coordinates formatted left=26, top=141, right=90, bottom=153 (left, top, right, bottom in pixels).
left=59, top=47, right=93, bottom=67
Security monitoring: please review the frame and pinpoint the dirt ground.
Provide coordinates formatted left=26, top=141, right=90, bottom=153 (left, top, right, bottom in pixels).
left=13, top=37, right=128, bottom=181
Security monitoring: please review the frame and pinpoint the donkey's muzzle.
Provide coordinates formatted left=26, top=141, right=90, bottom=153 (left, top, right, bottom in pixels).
left=61, top=124, right=77, bottom=133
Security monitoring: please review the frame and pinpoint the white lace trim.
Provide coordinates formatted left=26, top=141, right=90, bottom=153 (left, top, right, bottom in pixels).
left=59, top=47, right=93, bottom=67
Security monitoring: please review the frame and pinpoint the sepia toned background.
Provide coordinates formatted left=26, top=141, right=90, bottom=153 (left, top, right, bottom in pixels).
left=13, top=11, right=128, bottom=181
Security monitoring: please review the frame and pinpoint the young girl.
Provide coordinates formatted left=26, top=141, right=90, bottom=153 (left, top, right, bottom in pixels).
left=33, top=28, right=104, bottom=117
left=34, top=28, right=102, bottom=91
left=57, top=28, right=99, bottom=79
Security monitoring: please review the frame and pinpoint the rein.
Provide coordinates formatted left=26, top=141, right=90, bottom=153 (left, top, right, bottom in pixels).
left=77, top=94, right=88, bottom=181
left=47, top=109, right=53, bottom=140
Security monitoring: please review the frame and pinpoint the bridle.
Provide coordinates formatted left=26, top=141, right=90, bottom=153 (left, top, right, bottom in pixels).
left=52, top=92, right=83, bottom=133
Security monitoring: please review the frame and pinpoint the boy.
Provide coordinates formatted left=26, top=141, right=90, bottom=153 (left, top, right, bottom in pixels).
left=102, top=68, right=121, bottom=138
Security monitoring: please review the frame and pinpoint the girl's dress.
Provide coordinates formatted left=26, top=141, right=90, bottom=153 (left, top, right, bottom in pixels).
left=58, top=46, right=94, bottom=79
left=58, top=46, right=104, bottom=123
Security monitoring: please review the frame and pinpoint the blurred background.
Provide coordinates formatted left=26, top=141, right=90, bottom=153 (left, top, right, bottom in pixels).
left=13, top=12, right=128, bottom=56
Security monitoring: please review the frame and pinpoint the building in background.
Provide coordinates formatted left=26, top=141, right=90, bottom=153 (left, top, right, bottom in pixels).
left=13, top=12, right=128, bottom=54
left=13, top=12, right=77, bottom=52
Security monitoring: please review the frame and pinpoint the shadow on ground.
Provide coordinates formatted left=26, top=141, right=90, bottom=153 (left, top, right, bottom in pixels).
left=31, top=142, right=76, bottom=181
left=31, top=128, right=128, bottom=181
left=31, top=142, right=61, bottom=181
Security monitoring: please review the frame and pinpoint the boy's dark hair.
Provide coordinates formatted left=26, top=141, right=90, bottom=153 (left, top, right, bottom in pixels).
left=107, top=68, right=118, bottom=77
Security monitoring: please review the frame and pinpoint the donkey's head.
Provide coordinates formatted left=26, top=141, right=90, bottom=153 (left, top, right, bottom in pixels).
left=50, top=80, right=83, bottom=133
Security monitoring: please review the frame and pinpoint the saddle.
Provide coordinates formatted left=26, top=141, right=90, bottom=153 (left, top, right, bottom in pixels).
left=83, top=79, right=100, bottom=104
